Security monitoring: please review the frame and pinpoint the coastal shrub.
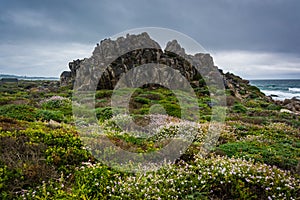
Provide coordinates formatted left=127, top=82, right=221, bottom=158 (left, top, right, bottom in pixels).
left=239, top=89, right=246, bottom=95
left=21, top=127, right=91, bottom=173
left=151, top=120, right=204, bottom=142
left=22, top=163, right=124, bottom=199
left=70, top=163, right=124, bottom=199
left=232, top=103, right=247, bottom=113
left=217, top=141, right=299, bottom=170
left=132, top=107, right=149, bottom=115
left=35, top=109, right=64, bottom=122
left=41, top=96, right=70, bottom=107
left=0, top=96, right=14, bottom=105
left=0, top=104, right=36, bottom=121
left=24, top=156, right=300, bottom=199
left=0, top=134, right=58, bottom=198
left=198, top=78, right=206, bottom=87
left=162, top=103, right=181, bottom=118
left=195, top=87, right=210, bottom=96
left=104, top=114, right=133, bottom=132
left=248, top=85, right=261, bottom=93
left=244, top=99, right=261, bottom=108
left=258, top=101, right=270, bottom=108
left=0, top=85, right=19, bottom=94
left=0, top=165, right=10, bottom=199
left=134, top=96, right=151, bottom=104
left=246, top=86, right=262, bottom=99
left=96, top=99, right=107, bottom=104
left=293, top=120, right=300, bottom=129
left=1, top=79, right=300, bottom=199
left=95, top=90, right=113, bottom=99
left=199, top=115, right=211, bottom=122
left=266, top=103, right=281, bottom=110
left=0, top=125, right=91, bottom=199
left=248, top=93, right=259, bottom=99
left=142, top=91, right=163, bottom=100
left=217, top=125, right=237, bottom=144
left=0, top=116, right=28, bottom=131
left=100, top=114, right=211, bottom=159
left=239, top=116, right=268, bottom=125
left=227, top=121, right=262, bottom=138
left=1, top=122, right=92, bottom=174
left=96, top=107, right=113, bottom=122
left=58, top=85, right=72, bottom=93
left=225, top=89, right=235, bottom=96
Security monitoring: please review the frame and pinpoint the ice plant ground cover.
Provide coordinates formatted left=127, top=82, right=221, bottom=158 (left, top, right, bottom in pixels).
left=0, top=80, right=299, bottom=199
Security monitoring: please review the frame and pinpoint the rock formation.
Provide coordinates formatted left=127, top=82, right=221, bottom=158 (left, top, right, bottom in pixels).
left=60, top=33, right=222, bottom=90
left=277, top=97, right=300, bottom=114
left=60, top=59, right=83, bottom=86
left=60, top=32, right=267, bottom=104
left=60, top=71, right=72, bottom=86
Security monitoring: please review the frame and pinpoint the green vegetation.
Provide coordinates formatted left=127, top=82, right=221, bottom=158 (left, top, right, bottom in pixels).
left=0, top=104, right=36, bottom=121
left=0, top=80, right=299, bottom=199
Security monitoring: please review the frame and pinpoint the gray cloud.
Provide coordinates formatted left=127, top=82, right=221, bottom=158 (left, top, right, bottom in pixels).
left=0, top=0, right=299, bottom=78
left=0, top=42, right=93, bottom=76
left=212, top=50, right=300, bottom=79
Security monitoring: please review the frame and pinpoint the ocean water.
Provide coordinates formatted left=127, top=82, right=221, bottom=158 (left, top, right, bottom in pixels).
left=0, top=74, right=59, bottom=81
left=250, top=79, right=300, bottom=100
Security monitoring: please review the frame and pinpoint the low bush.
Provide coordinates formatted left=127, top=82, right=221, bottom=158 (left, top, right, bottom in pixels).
left=95, top=90, right=113, bottom=99
left=266, top=103, right=281, bottom=110
left=95, top=107, right=113, bottom=122
left=23, top=156, right=300, bottom=199
left=0, top=135, right=58, bottom=199
left=41, top=96, right=72, bottom=116
left=232, top=103, right=247, bottom=113
left=0, top=104, right=36, bottom=121
left=217, top=141, right=299, bottom=170
left=162, top=103, right=181, bottom=118
left=244, top=99, right=261, bottom=108
left=1, top=80, right=300, bottom=199
left=134, top=96, right=151, bottom=104
left=35, top=109, right=64, bottom=122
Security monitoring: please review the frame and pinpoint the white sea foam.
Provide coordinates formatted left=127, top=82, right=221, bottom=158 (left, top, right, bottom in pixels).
left=289, top=88, right=300, bottom=92
left=261, top=90, right=300, bottom=101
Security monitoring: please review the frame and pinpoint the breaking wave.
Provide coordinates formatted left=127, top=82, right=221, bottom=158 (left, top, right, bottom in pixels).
left=289, top=88, right=300, bottom=92
left=261, top=90, right=300, bottom=101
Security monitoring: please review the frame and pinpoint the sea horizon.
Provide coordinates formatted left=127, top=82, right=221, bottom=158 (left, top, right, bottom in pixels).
left=0, top=74, right=59, bottom=80
left=1, top=73, right=299, bottom=100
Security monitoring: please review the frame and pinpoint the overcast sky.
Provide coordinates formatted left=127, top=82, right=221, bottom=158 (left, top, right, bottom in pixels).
left=0, top=0, right=300, bottom=79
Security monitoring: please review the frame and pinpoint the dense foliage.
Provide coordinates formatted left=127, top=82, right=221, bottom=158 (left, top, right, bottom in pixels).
left=0, top=80, right=299, bottom=199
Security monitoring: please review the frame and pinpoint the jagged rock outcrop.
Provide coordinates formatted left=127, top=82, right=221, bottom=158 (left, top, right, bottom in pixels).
left=165, top=40, right=186, bottom=57
left=60, top=32, right=266, bottom=105
left=224, top=72, right=267, bottom=101
left=60, top=33, right=219, bottom=91
left=69, top=59, right=82, bottom=78
left=60, top=59, right=83, bottom=86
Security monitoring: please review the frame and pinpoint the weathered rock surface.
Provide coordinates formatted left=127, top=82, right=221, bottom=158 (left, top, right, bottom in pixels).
left=277, top=97, right=300, bottom=114
left=59, top=32, right=267, bottom=104
left=60, top=33, right=219, bottom=90
left=60, top=71, right=72, bottom=86
left=223, top=72, right=267, bottom=102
